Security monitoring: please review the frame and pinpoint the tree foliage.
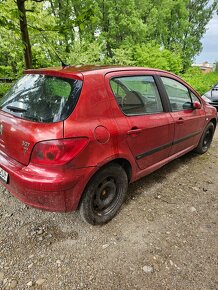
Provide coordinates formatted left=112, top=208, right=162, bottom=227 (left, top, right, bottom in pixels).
left=0, top=0, right=216, bottom=76
left=182, top=67, right=218, bottom=95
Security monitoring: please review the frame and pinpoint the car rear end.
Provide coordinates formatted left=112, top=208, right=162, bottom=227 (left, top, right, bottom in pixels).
left=0, top=70, right=90, bottom=211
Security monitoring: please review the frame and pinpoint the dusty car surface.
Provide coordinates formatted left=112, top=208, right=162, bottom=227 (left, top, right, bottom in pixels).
left=0, top=66, right=217, bottom=225
left=202, top=83, right=218, bottom=111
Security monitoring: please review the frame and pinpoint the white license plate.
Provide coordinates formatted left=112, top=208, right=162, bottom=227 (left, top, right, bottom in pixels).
left=0, top=167, right=8, bottom=183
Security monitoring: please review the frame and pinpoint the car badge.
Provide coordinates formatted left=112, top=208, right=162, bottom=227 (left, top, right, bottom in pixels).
left=22, top=141, right=30, bottom=154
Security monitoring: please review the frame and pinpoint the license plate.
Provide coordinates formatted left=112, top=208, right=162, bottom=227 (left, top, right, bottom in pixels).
left=0, top=167, right=8, bottom=183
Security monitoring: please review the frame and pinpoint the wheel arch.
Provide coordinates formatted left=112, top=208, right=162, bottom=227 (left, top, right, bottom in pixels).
left=94, top=157, right=133, bottom=183
left=108, top=158, right=132, bottom=182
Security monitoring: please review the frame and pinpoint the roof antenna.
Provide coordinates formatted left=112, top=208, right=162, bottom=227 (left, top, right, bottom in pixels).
left=41, top=34, right=69, bottom=68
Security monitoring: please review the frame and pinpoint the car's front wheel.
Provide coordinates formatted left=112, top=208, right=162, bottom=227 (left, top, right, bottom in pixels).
left=195, top=122, right=215, bottom=154
left=79, top=163, right=128, bottom=225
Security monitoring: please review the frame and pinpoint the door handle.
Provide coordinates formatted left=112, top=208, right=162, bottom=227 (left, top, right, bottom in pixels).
left=176, top=117, right=184, bottom=124
left=127, top=128, right=142, bottom=136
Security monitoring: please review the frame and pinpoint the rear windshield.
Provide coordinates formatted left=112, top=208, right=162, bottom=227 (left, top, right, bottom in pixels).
left=0, top=74, right=82, bottom=123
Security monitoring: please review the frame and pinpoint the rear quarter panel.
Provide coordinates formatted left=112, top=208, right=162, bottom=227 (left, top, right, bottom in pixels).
left=63, top=72, right=136, bottom=172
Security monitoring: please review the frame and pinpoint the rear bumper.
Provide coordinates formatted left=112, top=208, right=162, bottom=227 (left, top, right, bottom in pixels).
left=0, top=150, right=95, bottom=212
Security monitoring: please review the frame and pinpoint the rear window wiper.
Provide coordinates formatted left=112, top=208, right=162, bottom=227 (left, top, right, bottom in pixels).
left=6, top=105, right=27, bottom=112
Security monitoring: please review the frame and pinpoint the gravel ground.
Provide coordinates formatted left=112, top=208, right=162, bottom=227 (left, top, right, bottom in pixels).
left=0, top=131, right=218, bottom=290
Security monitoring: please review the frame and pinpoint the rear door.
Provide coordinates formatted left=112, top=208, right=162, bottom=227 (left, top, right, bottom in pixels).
left=106, top=72, right=174, bottom=170
left=160, top=76, right=205, bottom=156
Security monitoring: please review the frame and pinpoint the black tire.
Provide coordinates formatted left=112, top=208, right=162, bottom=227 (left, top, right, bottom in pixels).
left=79, top=163, right=128, bottom=225
left=195, top=122, right=215, bottom=154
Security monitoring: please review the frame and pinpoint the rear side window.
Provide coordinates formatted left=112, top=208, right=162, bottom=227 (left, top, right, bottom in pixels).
left=0, top=74, right=82, bottom=123
left=161, top=77, right=193, bottom=111
left=110, top=76, right=163, bottom=115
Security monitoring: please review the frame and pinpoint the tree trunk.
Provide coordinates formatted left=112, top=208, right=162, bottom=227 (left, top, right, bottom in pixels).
left=16, top=0, right=32, bottom=69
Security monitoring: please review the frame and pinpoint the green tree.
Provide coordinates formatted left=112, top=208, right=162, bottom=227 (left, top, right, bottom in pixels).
left=16, top=0, right=32, bottom=68
left=96, top=0, right=147, bottom=57
left=0, top=0, right=217, bottom=75
left=0, top=0, right=23, bottom=75
left=138, top=0, right=216, bottom=71
left=180, top=0, right=216, bottom=70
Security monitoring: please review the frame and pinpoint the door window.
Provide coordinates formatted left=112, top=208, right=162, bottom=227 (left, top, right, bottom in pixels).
left=190, top=91, right=201, bottom=103
left=110, top=76, right=163, bottom=115
left=161, top=77, right=193, bottom=111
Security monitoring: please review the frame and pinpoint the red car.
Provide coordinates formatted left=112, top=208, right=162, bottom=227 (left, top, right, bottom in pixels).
left=0, top=66, right=216, bottom=224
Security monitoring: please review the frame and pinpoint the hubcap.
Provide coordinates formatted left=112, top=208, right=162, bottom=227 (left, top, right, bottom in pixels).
left=93, top=177, right=118, bottom=215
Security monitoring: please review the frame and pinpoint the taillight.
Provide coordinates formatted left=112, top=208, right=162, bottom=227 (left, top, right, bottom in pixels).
left=30, top=138, right=88, bottom=165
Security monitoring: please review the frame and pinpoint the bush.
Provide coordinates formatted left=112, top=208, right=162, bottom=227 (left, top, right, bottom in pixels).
left=181, top=68, right=218, bottom=95
left=133, top=44, right=182, bottom=74
left=111, top=43, right=183, bottom=74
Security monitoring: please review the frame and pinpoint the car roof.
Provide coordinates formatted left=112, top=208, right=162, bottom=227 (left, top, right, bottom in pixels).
left=25, top=65, right=176, bottom=78
left=25, top=65, right=200, bottom=97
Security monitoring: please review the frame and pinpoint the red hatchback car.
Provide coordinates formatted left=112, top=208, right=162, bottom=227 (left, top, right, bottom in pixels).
left=0, top=66, right=216, bottom=224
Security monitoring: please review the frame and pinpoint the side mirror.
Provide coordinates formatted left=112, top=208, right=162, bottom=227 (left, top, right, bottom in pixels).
left=193, top=101, right=202, bottom=109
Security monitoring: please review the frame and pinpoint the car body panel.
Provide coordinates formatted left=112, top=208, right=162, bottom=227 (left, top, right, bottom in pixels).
left=203, top=83, right=218, bottom=110
left=0, top=110, right=63, bottom=165
left=123, top=112, right=174, bottom=170
left=0, top=148, right=95, bottom=211
left=169, top=109, right=205, bottom=155
left=204, top=84, right=218, bottom=100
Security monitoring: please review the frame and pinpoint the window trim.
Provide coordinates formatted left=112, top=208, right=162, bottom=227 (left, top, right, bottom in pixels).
left=189, top=90, right=202, bottom=104
left=109, top=74, right=165, bottom=117
left=158, top=75, right=200, bottom=112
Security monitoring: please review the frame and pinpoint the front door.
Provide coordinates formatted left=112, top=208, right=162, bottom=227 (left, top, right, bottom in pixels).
left=160, top=77, right=205, bottom=156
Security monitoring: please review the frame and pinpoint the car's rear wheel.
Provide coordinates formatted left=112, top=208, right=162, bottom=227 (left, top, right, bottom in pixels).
left=195, top=122, right=215, bottom=154
left=79, top=163, right=128, bottom=225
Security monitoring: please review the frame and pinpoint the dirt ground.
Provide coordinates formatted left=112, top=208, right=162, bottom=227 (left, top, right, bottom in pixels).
left=0, top=131, right=218, bottom=290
